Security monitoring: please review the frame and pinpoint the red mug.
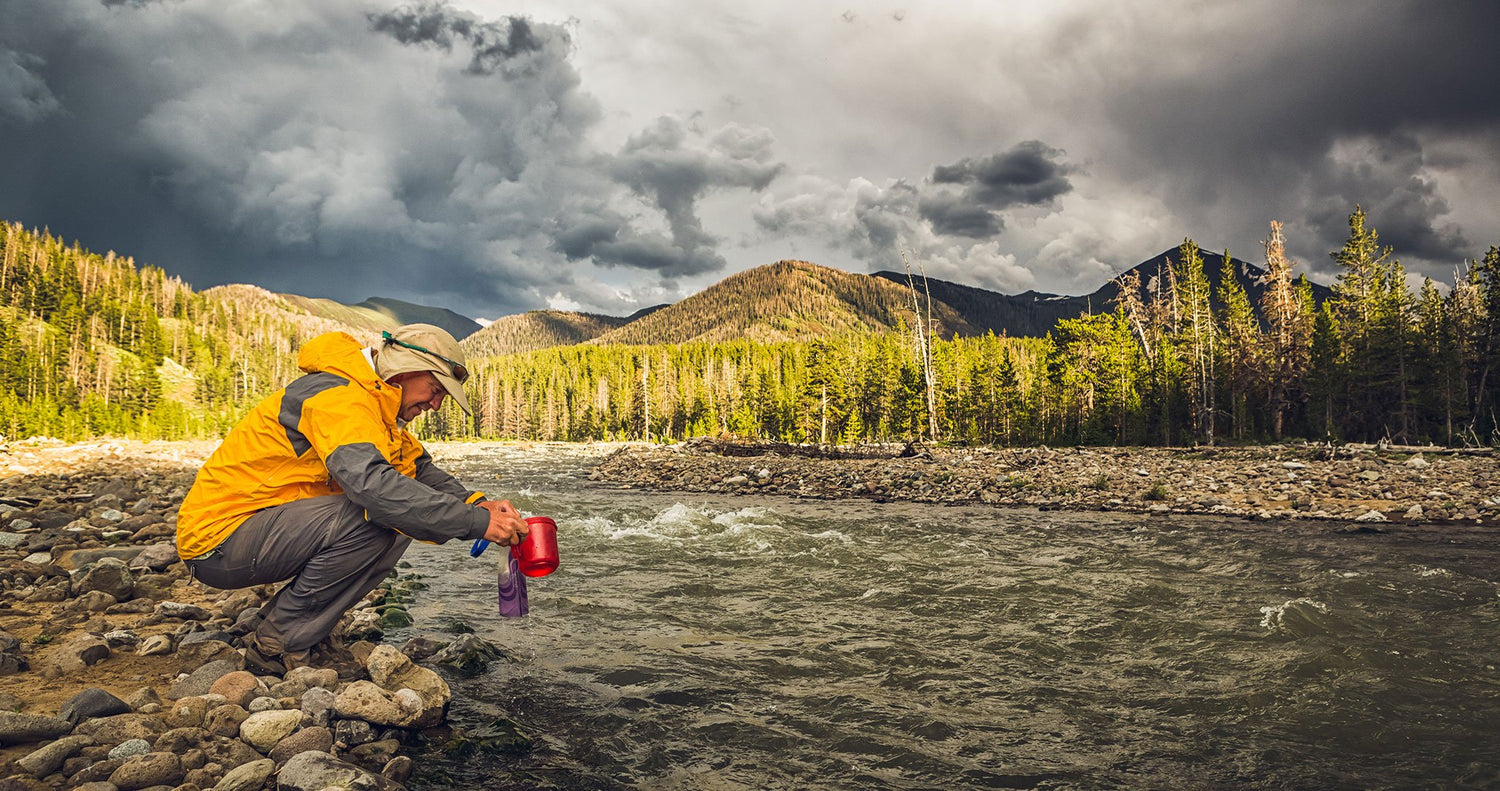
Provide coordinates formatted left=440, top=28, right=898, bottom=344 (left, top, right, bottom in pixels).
left=511, top=516, right=559, bottom=577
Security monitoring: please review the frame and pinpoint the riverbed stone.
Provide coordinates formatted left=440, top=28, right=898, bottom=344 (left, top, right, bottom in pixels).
left=72, top=712, right=168, bottom=744
left=108, top=738, right=152, bottom=760
left=15, top=733, right=92, bottom=776
left=213, top=757, right=275, bottom=791
left=239, top=709, right=303, bottom=751
left=127, top=542, right=180, bottom=571
left=40, top=634, right=110, bottom=676
left=108, top=750, right=184, bottom=790
left=208, top=671, right=261, bottom=709
left=268, top=725, right=332, bottom=765
left=71, top=556, right=136, bottom=599
left=366, top=644, right=450, bottom=727
left=168, top=659, right=239, bottom=699
left=138, top=633, right=174, bottom=655
left=59, top=687, right=132, bottom=724
left=0, top=712, right=73, bottom=745
left=203, top=703, right=250, bottom=738
left=276, top=750, right=404, bottom=791
left=332, top=681, right=405, bottom=726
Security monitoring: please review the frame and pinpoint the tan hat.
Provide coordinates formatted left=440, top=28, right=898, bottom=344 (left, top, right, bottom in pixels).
left=375, top=324, right=473, bottom=415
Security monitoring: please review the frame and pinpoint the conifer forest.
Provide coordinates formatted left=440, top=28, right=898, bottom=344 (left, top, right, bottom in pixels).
left=2, top=212, right=1499, bottom=449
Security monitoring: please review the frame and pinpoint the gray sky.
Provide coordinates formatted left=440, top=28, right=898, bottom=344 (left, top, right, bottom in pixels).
left=2, top=0, right=1496, bottom=319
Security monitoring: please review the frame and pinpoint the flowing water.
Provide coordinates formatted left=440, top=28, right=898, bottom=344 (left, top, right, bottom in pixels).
left=394, top=445, right=1500, bottom=790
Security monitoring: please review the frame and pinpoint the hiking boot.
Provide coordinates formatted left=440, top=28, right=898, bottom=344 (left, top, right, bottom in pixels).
left=242, top=641, right=286, bottom=676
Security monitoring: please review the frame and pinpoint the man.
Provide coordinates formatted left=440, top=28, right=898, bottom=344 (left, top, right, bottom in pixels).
left=177, top=324, right=527, bottom=674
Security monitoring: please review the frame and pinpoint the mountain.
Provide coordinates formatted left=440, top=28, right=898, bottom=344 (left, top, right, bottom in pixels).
left=462, top=310, right=633, bottom=358
left=874, top=247, right=1335, bottom=336
left=590, top=259, right=979, bottom=346
left=279, top=294, right=482, bottom=340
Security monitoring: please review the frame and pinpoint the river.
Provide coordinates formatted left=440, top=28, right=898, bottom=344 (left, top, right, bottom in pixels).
left=392, top=444, right=1500, bottom=790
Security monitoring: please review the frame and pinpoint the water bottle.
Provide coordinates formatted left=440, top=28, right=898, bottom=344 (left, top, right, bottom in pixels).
left=471, top=515, right=558, bottom=617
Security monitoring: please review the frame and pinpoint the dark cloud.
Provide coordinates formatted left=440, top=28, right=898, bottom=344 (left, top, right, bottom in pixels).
left=930, top=141, right=1073, bottom=209
left=0, top=0, right=781, bottom=317
left=368, top=4, right=547, bottom=75
left=1100, top=0, right=1499, bottom=281
left=917, top=191, right=1004, bottom=238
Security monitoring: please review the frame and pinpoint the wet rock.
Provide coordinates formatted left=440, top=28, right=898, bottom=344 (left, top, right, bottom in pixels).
left=126, top=543, right=180, bottom=572
left=238, top=709, right=303, bottom=752
left=332, top=718, right=377, bottom=746
left=15, top=734, right=92, bottom=776
left=276, top=749, right=404, bottom=791
left=345, top=737, right=400, bottom=771
left=429, top=633, right=509, bottom=676
left=168, top=659, right=240, bottom=700
left=444, top=716, right=534, bottom=757
left=382, top=754, right=414, bottom=784
left=108, top=750, right=184, bottom=790
left=212, top=757, right=274, bottom=791
left=108, top=738, right=152, bottom=760
left=268, top=725, right=332, bottom=765
left=59, top=687, right=132, bottom=724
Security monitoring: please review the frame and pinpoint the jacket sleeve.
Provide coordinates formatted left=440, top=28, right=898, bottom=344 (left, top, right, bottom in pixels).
left=298, top=388, right=489, bottom=544
left=407, top=437, right=482, bottom=502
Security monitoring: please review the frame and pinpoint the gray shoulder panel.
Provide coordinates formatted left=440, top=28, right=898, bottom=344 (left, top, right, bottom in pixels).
left=279, top=372, right=350, bottom=456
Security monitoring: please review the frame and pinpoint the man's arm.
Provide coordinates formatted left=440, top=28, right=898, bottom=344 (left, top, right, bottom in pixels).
left=298, top=389, right=488, bottom=543
left=411, top=447, right=476, bottom=501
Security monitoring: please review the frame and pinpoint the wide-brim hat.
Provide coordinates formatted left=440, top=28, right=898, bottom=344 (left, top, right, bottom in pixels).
left=375, top=324, right=473, bottom=415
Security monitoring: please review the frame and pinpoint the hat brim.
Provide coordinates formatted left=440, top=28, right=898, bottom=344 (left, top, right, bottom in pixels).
left=432, top=370, right=472, bottom=416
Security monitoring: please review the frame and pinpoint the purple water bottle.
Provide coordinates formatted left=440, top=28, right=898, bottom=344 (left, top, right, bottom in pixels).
left=472, top=537, right=530, bottom=618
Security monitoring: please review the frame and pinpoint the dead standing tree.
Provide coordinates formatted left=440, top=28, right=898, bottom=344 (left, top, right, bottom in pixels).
left=901, top=252, right=939, bottom=442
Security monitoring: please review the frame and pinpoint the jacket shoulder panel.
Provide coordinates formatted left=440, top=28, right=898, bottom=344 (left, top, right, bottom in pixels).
left=279, top=372, right=351, bottom=456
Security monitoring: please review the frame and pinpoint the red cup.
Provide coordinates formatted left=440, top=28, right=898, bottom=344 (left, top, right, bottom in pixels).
left=511, top=516, right=559, bottom=577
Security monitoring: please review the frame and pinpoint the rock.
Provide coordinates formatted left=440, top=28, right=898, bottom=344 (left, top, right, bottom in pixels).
left=72, top=712, right=169, bottom=744
left=346, top=738, right=400, bottom=771
left=429, top=634, right=509, bottom=677
left=40, top=634, right=110, bottom=676
left=65, top=589, right=120, bottom=614
left=53, top=546, right=144, bottom=571
left=216, top=590, right=261, bottom=621
left=15, top=734, right=92, bottom=776
left=0, top=692, right=22, bottom=712
left=332, top=718, right=377, bottom=746
left=0, top=712, right=72, bottom=745
left=268, top=726, right=332, bottom=765
left=175, top=638, right=241, bottom=668
left=275, top=750, right=404, bottom=791
left=199, top=733, right=264, bottom=770
left=332, top=681, right=405, bottom=727
left=59, top=688, right=133, bottom=724
left=382, top=755, right=414, bottom=784
left=248, top=696, right=281, bottom=713
left=399, top=636, right=447, bottom=662
left=157, top=601, right=214, bottom=621
left=1355, top=510, right=1388, bottom=523
left=208, top=671, right=261, bottom=709
left=127, top=543, right=180, bottom=571
left=1404, top=504, right=1424, bottom=519
left=104, top=629, right=142, bottom=648
left=99, top=508, right=126, bottom=523
left=168, top=659, right=240, bottom=700
left=366, top=644, right=450, bottom=727
left=70, top=556, right=137, bottom=599
left=167, top=696, right=211, bottom=729
left=108, top=751, right=185, bottom=790
left=1404, top=454, right=1431, bottom=468
left=238, top=709, right=304, bottom=752
left=138, top=634, right=174, bottom=656
left=212, top=757, right=274, bottom=791
left=283, top=666, right=338, bottom=692
left=299, top=688, right=335, bottom=729
left=203, top=704, right=250, bottom=739
left=108, top=738, right=153, bottom=760
left=0, top=532, right=26, bottom=548
left=68, top=758, right=125, bottom=786
left=125, top=687, right=162, bottom=711
left=154, top=726, right=209, bottom=753
left=445, top=716, right=534, bottom=757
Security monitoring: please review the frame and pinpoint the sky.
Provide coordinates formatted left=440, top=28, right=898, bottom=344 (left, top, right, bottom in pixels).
left=2, top=0, right=1496, bottom=320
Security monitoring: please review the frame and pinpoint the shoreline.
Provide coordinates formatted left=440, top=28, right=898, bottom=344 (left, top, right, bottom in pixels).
left=588, top=438, right=1500, bottom=527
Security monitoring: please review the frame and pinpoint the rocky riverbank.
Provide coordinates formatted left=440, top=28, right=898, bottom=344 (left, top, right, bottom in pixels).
left=0, top=438, right=529, bottom=791
left=590, top=438, right=1500, bottom=527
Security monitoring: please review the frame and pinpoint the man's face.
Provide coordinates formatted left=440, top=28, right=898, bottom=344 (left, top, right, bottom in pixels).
left=393, top=371, right=447, bottom=422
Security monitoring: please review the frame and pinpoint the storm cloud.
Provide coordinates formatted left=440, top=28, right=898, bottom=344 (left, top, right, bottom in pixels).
left=0, top=0, right=1497, bottom=317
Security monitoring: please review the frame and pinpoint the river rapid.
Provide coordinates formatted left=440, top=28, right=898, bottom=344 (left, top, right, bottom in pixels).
left=396, top=444, right=1500, bottom=790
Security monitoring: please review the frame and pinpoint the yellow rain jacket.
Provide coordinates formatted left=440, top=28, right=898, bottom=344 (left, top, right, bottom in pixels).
left=177, top=331, right=488, bottom=559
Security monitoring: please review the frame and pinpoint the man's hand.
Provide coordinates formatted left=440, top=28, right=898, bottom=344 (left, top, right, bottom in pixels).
left=479, top=499, right=529, bottom=546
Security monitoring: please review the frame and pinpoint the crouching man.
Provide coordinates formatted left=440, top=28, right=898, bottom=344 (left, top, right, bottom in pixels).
left=176, top=324, right=527, bottom=674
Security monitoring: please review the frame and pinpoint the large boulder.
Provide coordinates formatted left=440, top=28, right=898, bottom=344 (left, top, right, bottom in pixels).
left=275, top=750, right=404, bottom=791
left=366, top=644, right=450, bottom=727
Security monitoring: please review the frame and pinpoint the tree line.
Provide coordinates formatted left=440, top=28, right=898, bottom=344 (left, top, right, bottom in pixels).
left=4, top=211, right=1499, bottom=448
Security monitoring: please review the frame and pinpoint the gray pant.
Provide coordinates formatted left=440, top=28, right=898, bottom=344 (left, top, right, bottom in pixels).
left=185, top=495, right=410, bottom=654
